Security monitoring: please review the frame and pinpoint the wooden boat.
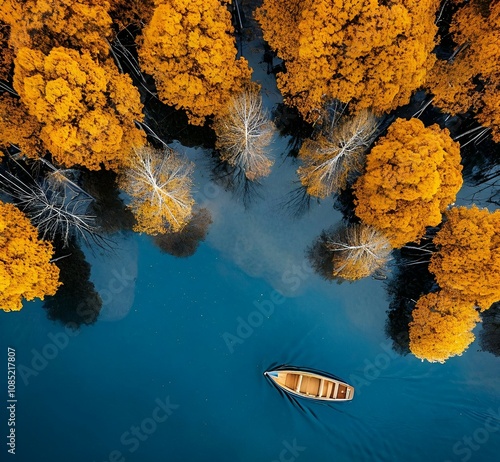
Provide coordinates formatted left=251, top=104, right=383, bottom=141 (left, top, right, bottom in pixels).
left=265, top=369, right=354, bottom=401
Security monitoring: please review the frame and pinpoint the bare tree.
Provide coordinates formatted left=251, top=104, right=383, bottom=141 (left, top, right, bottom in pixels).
left=118, top=146, right=195, bottom=235
left=326, top=223, right=392, bottom=280
left=298, top=108, right=379, bottom=198
left=0, top=159, right=99, bottom=247
left=213, top=88, right=275, bottom=181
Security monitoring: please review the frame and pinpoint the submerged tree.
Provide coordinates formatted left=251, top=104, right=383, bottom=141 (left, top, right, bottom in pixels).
left=327, top=223, right=392, bottom=280
left=118, top=146, right=195, bottom=235
left=298, top=108, right=379, bottom=198
left=354, top=118, right=463, bottom=248
left=409, top=291, right=479, bottom=363
left=137, top=0, right=252, bottom=125
left=308, top=223, right=392, bottom=281
left=213, top=88, right=275, bottom=181
left=0, top=159, right=100, bottom=247
left=256, top=0, right=440, bottom=121
left=429, top=206, right=500, bottom=311
left=0, top=200, right=60, bottom=312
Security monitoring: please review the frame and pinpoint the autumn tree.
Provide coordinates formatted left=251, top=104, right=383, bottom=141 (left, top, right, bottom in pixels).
left=1, top=0, right=114, bottom=58
left=409, top=291, right=479, bottom=363
left=429, top=206, right=500, bottom=310
left=326, top=223, right=392, bottom=280
left=0, top=158, right=101, bottom=247
left=353, top=118, right=463, bottom=248
left=13, top=46, right=145, bottom=170
left=298, top=108, right=379, bottom=198
left=137, top=0, right=252, bottom=125
left=256, top=0, right=440, bottom=121
left=118, top=146, right=195, bottom=235
left=0, top=93, right=44, bottom=158
left=213, top=88, right=275, bottom=181
left=0, top=20, right=13, bottom=80
left=0, top=200, right=60, bottom=312
left=425, top=0, right=500, bottom=141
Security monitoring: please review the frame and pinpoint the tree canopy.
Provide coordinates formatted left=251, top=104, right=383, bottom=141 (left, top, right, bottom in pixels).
left=0, top=200, right=60, bottom=312
left=353, top=118, right=463, bottom=248
left=256, top=0, right=440, bottom=121
left=409, top=291, right=480, bottom=363
left=118, top=146, right=195, bottom=235
left=425, top=0, right=500, bottom=141
left=13, top=46, right=145, bottom=170
left=137, top=0, right=252, bottom=125
left=429, top=206, right=500, bottom=311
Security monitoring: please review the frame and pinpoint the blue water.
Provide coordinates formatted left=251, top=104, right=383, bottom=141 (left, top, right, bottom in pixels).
left=1, top=231, right=500, bottom=462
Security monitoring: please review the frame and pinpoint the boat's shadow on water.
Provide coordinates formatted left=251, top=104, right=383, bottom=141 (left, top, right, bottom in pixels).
left=264, top=363, right=357, bottom=421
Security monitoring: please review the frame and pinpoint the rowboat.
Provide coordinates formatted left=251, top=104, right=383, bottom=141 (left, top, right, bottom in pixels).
left=265, top=369, right=354, bottom=401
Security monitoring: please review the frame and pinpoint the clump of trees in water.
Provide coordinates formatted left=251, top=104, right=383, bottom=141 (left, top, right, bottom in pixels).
left=0, top=0, right=499, bottom=363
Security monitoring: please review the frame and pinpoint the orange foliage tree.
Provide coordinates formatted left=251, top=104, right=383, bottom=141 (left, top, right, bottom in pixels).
left=0, top=20, right=13, bottom=80
left=409, top=291, right=479, bottom=363
left=13, top=46, right=145, bottom=170
left=1, top=0, right=113, bottom=58
left=118, top=146, right=195, bottom=235
left=429, top=206, right=500, bottom=311
left=353, top=118, right=463, bottom=248
left=256, top=0, right=440, bottom=121
left=298, top=108, right=379, bottom=198
left=0, top=93, right=44, bottom=158
left=425, top=0, right=500, bottom=141
left=137, top=0, right=252, bottom=125
left=0, top=200, right=60, bottom=312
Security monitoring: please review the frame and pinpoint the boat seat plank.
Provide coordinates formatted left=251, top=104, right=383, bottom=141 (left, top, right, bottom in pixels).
left=325, top=381, right=333, bottom=398
left=296, top=375, right=303, bottom=392
left=318, top=379, right=324, bottom=397
left=332, top=382, right=339, bottom=398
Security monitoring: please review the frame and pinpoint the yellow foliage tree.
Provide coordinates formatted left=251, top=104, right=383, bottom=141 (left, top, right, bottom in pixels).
left=13, top=46, right=145, bottom=170
left=213, top=87, right=275, bottom=181
left=409, top=291, right=479, bottom=363
left=429, top=206, right=500, bottom=311
left=354, top=118, right=463, bottom=248
left=425, top=0, right=500, bottom=141
left=326, top=223, right=392, bottom=280
left=256, top=0, right=440, bottom=121
left=0, top=20, right=13, bottom=80
left=118, top=146, right=195, bottom=235
left=0, top=93, right=44, bottom=158
left=0, top=200, right=60, bottom=312
left=137, top=0, right=252, bottom=125
left=1, top=0, right=113, bottom=58
left=298, top=108, right=379, bottom=198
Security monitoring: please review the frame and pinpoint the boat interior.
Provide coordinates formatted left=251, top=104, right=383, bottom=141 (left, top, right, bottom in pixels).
left=281, top=372, right=350, bottom=399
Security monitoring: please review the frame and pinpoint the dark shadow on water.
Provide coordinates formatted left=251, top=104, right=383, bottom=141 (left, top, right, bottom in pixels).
left=153, top=208, right=212, bottom=258
left=272, top=103, right=313, bottom=158
left=43, top=236, right=102, bottom=328
left=479, top=302, right=500, bottom=357
left=384, top=247, right=438, bottom=356
left=209, top=151, right=263, bottom=208
left=81, top=169, right=135, bottom=235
